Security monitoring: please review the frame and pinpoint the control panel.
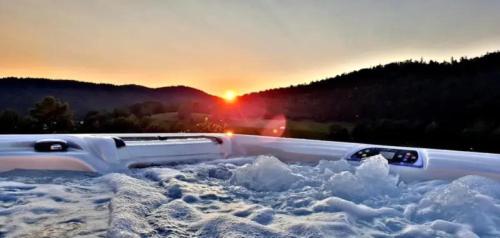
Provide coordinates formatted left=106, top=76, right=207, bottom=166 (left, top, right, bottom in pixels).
left=348, top=147, right=422, bottom=168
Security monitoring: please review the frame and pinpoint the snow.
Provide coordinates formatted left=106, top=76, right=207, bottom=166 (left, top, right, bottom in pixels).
left=2, top=155, right=500, bottom=237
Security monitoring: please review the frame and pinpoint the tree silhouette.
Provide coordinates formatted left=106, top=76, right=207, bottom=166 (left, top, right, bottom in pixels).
left=0, top=110, right=22, bottom=133
left=29, top=96, right=74, bottom=133
left=1, top=51, right=500, bottom=152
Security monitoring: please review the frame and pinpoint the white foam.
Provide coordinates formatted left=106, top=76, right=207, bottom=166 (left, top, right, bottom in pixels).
left=101, top=173, right=168, bottom=237
left=326, top=155, right=400, bottom=201
left=230, top=155, right=303, bottom=191
left=408, top=175, right=500, bottom=235
left=0, top=173, right=111, bottom=237
left=2, top=155, right=500, bottom=237
left=311, top=196, right=400, bottom=219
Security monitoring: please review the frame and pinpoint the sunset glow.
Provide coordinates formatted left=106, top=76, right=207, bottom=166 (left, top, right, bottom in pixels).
left=223, top=90, right=237, bottom=103
left=0, top=1, right=499, bottom=96
left=225, top=130, right=234, bottom=137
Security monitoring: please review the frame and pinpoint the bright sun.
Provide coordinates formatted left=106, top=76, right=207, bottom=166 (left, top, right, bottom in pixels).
left=223, top=90, right=237, bottom=102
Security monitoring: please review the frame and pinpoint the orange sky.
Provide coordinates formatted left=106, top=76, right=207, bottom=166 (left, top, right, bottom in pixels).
left=1, top=1, right=500, bottom=96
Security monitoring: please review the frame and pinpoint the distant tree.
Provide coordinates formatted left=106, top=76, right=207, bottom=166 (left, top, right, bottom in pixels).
left=163, top=104, right=179, bottom=113
left=112, top=108, right=132, bottom=118
left=193, top=116, right=227, bottom=133
left=80, top=111, right=107, bottom=132
left=2, top=51, right=500, bottom=152
left=29, top=96, right=74, bottom=133
left=328, top=124, right=350, bottom=141
left=351, top=122, right=373, bottom=143
left=129, top=101, right=165, bottom=117
left=104, top=116, right=141, bottom=132
left=0, top=110, right=22, bottom=133
left=177, top=102, right=194, bottom=120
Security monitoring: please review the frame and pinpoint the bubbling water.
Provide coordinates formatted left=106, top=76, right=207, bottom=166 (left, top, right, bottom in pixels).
left=2, top=155, right=500, bottom=237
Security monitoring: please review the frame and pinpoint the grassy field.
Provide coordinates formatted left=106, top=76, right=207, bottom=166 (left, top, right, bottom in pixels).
left=230, top=119, right=353, bottom=140
left=147, top=112, right=354, bottom=140
left=151, top=112, right=211, bottom=121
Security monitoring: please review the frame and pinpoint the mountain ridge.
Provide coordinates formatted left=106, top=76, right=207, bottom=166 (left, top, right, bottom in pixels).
left=1, top=51, right=500, bottom=152
left=239, top=51, right=500, bottom=120
left=0, top=77, right=218, bottom=116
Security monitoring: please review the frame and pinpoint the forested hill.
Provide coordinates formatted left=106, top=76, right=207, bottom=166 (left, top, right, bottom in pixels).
left=0, top=78, right=218, bottom=115
left=242, top=51, right=500, bottom=122
left=1, top=51, right=500, bottom=152
left=239, top=51, right=500, bottom=151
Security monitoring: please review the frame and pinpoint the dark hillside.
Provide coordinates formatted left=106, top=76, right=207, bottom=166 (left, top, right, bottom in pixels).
left=0, top=78, right=218, bottom=116
left=239, top=52, right=500, bottom=152
left=2, top=52, right=500, bottom=152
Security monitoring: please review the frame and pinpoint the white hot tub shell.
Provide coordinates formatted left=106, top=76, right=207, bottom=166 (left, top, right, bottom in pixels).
left=0, top=133, right=499, bottom=182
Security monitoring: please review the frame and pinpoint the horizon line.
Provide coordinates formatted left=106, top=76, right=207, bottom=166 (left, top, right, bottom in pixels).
left=1, top=49, right=498, bottom=97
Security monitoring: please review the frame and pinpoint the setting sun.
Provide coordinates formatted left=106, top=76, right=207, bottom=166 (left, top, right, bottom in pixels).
left=223, top=90, right=237, bottom=103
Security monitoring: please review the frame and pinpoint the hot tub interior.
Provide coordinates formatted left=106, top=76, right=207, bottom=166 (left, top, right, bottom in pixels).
left=1, top=155, right=499, bottom=237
